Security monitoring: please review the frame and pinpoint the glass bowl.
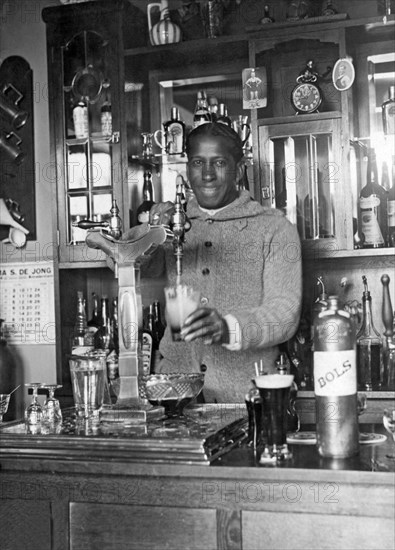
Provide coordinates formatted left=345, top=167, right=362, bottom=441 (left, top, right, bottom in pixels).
left=145, top=373, right=204, bottom=416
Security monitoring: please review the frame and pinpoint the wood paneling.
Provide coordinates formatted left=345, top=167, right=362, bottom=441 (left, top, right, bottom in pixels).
left=70, top=502, right=217, bottom=550
left=242, top=510, right=395, bottom=550
left=0, top=500, right=51, bottom=550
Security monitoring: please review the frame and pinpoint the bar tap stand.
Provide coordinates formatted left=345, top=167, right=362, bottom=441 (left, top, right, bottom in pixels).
left=83, top=196, right=190, bottom=422
left=381, top=274, right=395, bottom=390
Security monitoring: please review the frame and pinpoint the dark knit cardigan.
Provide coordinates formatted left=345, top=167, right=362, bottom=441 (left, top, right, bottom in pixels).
left=150, top=190, right=302, bottom=403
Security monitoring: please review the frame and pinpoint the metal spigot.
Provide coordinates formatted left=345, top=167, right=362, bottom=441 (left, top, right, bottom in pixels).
left=72, top=199, right=123, bottom=240
left=170, top=190, right=191, bottom=278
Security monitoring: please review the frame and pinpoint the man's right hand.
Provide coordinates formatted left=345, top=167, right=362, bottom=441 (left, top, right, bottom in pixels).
left=149, top=201, right=175, bottom=226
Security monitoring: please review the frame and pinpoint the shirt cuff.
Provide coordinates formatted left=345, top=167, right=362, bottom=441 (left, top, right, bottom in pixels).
left=222, top=314, right=242, bottom=351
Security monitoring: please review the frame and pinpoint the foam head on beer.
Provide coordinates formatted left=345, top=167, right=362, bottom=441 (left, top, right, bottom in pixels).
left=254, top=374, right=294, bottom=388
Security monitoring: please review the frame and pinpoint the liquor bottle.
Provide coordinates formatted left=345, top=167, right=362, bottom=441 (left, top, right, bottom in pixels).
left=387, top=156, right=395, bottom=247
left=216, top=103, right=232, bottom=127
left=382, top=85, right=395, bottom=135
left=193, top=90, right=211, bottom=128
left=110, top=297, right=119, bottom=354
left=72, top=97, right=89, bottom=139
left=72, top=291, right=92, bottom=350
left=94, top=296, right=112, bottom=351
left=359, top=148, right=387, bottom=248
left=100, top=82, right=112, bottom=137
left=152, top=301, right=165, bottom=347
left=163, top=107, right=185, bottom=155
left=0, top=319, right=18, bottom=420
left=260, top=5, right=275, bottom=23
left=136, top=170, right=155, bottom=224
left=356, top=276, right=383, bottom=391
left=88, top=292, right=101, bottom=328
left=314, top=295, right=359, bottom=458
left=208, top=95, right=219, bottom=121
left=276, top=354, right=300, bottom=432
left=381, top=274, right=395, bottom=391
left=142, top=309, right=154, bottom=375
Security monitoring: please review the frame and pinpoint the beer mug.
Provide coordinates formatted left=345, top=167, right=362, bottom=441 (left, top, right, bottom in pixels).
left=0, top=131, right=25, bottom=165
left=141, top=132, right=154, bottom=158
left=153, top=128, right=167, bottom=153
left=255, top=373, right=294, bottom=464
left=0, top=83, right=28, bottom=130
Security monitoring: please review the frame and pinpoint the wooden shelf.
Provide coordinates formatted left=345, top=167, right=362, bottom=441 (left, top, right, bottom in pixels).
left=303, top=247, right=395, bottom=260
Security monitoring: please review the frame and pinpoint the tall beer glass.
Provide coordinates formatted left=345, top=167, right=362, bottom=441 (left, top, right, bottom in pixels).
left=255, top=374, right=294, bottom=464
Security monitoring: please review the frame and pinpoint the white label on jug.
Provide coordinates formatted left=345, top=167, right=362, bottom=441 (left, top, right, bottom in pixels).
left=360, top=195, right=385, bottom=245
left=314, top=350, right=356, bottom=396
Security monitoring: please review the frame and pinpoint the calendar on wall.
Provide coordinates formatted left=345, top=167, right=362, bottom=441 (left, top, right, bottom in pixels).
left=0, top=261, right=55, bottom=345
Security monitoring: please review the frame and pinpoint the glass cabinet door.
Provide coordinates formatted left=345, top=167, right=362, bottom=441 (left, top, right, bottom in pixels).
left=259, top=116, right=352, bottom=251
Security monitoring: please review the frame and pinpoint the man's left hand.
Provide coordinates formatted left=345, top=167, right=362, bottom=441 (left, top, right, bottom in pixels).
left=180, top=308, right=229, bottom=345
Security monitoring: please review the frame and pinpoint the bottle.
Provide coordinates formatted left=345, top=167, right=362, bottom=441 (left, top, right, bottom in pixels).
left=381, top=274, right=395, bottom=391
left=136, top=170, right=155, bottom=224
left=110, top=297, right=119, bottom=354
left=359, top=148, right=387, bottom=248
left=208, top=96, right=219, bottom=121
left=216, top=103, right=232, bottom=127
left=88, top=292, right=101, bottom=328
left=72, top=97, right=89, bottom=139
left=382, top=85, right=395, bottom=135
left=163, top=107, right=185, bottom=155
left=381, top=160, right=390, bottom=192
left=314, top=295, right=359, bottom=458
left=260, top=5, right=274, bottom=23
left=142, top=309, right=154, bottom=375
left=72, top=291, right=92, bottom=350
left=0, top=319, right=18, bottom=420
left=193, top=90, right=211, bottom=128
left=94, top=296, right=112, bottom=351
left=276, top=353, right=300, bottom=432
left=387, top=156, right=395, bottom=247
left=152, top=301, right=165, bottom=348
left=356, top=276, right=383, bottom=391
left=100, top=83, right=112, bottom=137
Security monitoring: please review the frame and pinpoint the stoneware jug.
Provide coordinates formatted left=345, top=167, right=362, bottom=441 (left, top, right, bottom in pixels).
left=147, top=0, right=181, bottom=46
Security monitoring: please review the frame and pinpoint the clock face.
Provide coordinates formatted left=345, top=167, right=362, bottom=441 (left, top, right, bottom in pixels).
left=291, top=82, right=322, bottom=113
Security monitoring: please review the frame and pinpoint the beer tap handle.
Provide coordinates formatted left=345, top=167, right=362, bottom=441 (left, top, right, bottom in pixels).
left=73, top=220, right=109, bottom=230
left=381, top=274, right=394, bottom=339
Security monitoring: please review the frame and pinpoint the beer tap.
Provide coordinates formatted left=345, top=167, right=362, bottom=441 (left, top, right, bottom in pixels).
left=72, top=199, right=122, bottom=240
left=170, top=189, right=190, bottom=280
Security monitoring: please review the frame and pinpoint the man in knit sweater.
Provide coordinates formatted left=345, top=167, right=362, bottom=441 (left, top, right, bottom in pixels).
left=148, top=123, right=302, bottom=402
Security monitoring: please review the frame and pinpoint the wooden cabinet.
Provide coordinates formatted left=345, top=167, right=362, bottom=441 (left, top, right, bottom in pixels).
left=42, top=0, right=129, bottom=266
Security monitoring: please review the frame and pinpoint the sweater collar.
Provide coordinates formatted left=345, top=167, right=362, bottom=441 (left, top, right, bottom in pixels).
left=187, top=190, right=261, bottom=221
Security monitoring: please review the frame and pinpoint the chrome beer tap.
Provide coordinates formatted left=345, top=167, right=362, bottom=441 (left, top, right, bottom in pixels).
left=170, top=189, right=190, bottom=280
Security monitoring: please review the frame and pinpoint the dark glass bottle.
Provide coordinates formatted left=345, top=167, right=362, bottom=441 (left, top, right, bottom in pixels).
left=164, top=106, right=185, bottom=155
left=260, top=4, right=275, bottom=23
left=359, top=148, right=387, bottom=248
left=208, top=95, right=219, bottom=121
left=387, top=156, right=395, bottom=247
left=94, top=296, right=111, bottom=351
left=193, top=90, right=211, bottom=128
left=216, top=103, right=232, bottom=127
left=72, top=291, right=89, bottom=348
left=110, top=297, right=119, bottom=354
left=356, top=277, right=383, bottom=391
left=136, top=170, right=155, bottom=224
left=382, top=85, right=395, bottom=135
left=88, top=292, right=101, bottom=328
left=152, top=301, right=165, bottom=348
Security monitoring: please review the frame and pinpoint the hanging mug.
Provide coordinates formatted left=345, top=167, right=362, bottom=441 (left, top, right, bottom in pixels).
left=147, top=0, right=181, bottom=46
left=153, top=129, right=166, bottom=153
left=0, top=131, right=25, bottom=165
left=0, top=83, right=28, bottom=130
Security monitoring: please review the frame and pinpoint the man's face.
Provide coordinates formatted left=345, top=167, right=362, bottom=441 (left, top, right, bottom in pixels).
left=187, top=135, right=242, bottom=209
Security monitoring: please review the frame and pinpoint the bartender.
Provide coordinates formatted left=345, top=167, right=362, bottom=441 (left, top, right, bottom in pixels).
left=145, top=122, right=302, bottom=402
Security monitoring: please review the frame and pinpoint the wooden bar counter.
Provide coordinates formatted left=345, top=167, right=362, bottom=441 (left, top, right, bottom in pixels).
left=0, top=406, right=394, bottom=550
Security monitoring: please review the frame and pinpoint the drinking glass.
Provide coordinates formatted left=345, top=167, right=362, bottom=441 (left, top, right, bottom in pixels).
left=41, top=384, right=63, bottom=424
left=383, top=409, right=395, bottom=459
left=141, top=132, right=153, bottom=158
left=164, top=285, right=201, bottom=341
left=0, top=393, right=11, bottom=423
left=69, top=354, right=106, bottom=418
left=24, top=383, right=43, bottom=425
left=255, top=374, right=294, bottom=464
